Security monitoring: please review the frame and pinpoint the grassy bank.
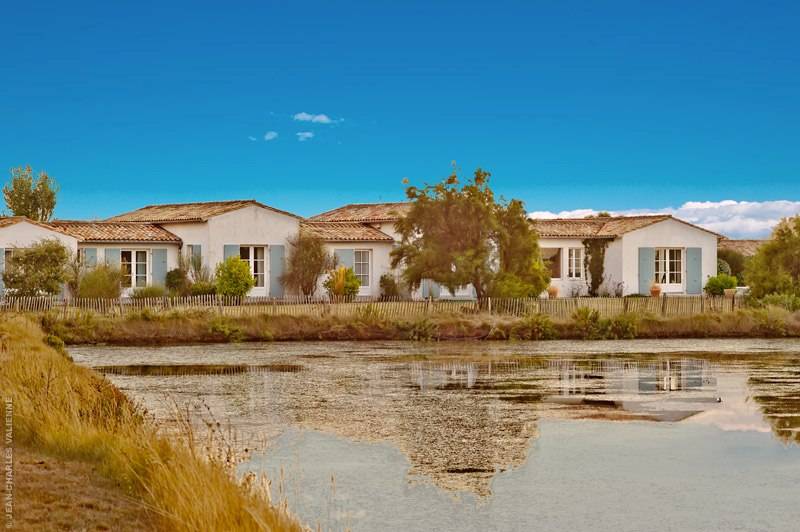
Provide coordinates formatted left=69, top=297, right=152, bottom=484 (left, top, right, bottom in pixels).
left=36, top=305, right=800, bottom=345
left=0, top=315, right=303, bottom=531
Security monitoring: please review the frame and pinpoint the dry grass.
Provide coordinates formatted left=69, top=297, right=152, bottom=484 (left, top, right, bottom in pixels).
left=33, top=305, right=800, bottom=345
left=0, top=315, right=304, bottom=531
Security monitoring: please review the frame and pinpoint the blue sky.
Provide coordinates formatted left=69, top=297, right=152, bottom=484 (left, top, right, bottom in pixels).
left=1, top=1, right=798, bottom=236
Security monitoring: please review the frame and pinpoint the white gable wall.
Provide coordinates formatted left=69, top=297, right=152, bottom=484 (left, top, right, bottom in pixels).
left=620, top=218, right=718, bottom=295
left=0, top=221, right=79, bottom=253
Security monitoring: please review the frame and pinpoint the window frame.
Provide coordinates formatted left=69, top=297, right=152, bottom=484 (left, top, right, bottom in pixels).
left=654, top=247, right=683, bottom=286
left=120, top=249, right=149, bottom=288
left=567, top=248, right=584, bottom=280
left=239, top=245, right=266, bottom=288
left=354, top=249, right=371, bottom=288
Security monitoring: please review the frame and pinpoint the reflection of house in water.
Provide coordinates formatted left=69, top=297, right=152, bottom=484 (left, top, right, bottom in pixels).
left=549, top=358, right=716, bottom=395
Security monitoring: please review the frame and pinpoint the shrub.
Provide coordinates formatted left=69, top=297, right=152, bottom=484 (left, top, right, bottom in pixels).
left=757, top=293, right=800, bottom=312
left=354, top=303, right=383, bottom=322
left=491, top=272, right=543, bottom=298
left=745, top=216, right=800, bottom=298
left=209, top=317, right=245, bottom=342
left=752, top=308, right=789, bottom=337
left=572, top=307, right=603, bottom=339
left=214, top=257, right=255, bottom=297
left=406, top=318, right=437, bottom=341
left=131, top=285, right=168, bottom=298
left=281, top=232, right=336, bottom=296
left=510, top=313, right=556, bottom=340
left=77, top=264, right=123, bottom=298
left=323, top=266, right=360, bottom=298
left=379, top=274, right=401, bottom=299
left=718, top=249, right=749, bottom=285
left=704, top=274, right=738, bottom=296
left=607, top=313, right=638, bottom=339
left=717, top=258, right=732, bottom=276
left=189, top=281, right=217, bottom=296
left=165, top=268, right=190, bottom=295
left=2, top=239, right=69, bottom=296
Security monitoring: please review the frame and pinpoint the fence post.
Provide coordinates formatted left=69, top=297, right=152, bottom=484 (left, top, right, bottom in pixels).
left=487, top=297, right=492, bottom=315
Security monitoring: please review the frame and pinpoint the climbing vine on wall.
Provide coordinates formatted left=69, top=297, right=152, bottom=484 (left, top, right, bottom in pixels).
left=582, top=238, right=610, bottom=296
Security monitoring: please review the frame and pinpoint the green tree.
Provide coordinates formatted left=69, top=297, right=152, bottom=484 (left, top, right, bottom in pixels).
left=215, top=257, right=255, bottom=297
left=745, top=216, right=800, bottom=298
left=281, top=231, right=337, bottom=296
left=391, top=167, right=549, bottom=298
left=2, top=239, right=69, bottom=296
left=718, top=248, right=749, bottom=285
left=323, top=266, right=360, bottom=298
left=3, top=166, right=58, bottom=221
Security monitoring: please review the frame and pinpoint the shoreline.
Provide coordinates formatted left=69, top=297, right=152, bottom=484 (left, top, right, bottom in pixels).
left=36, top=307, right=800, bottom=346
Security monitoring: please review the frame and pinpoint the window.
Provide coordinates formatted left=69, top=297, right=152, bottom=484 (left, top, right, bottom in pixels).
left=567, top=248, right=584, bottom=279
left=354, top=250, right=370, bottom=287
left=240, top=246, right=266, bottom=288
left=121, top=250, right=148, bottom=288
left=541, top=248, right=562, bottom=279
left=654, top=248, right=682, bottom=284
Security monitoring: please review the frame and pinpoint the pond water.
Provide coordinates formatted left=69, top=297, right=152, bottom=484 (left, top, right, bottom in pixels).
left=70, top=339, right=800, bottom=532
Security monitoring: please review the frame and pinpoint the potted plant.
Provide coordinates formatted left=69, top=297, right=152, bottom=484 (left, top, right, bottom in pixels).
left=547, top=285, right=559, bottom=299
left=649, top=282, right=662, bottom=298
left=723, top=288, right=737, bottom=298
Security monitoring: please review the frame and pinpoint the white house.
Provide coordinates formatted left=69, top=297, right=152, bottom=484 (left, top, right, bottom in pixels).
left=0, top=217, right=79, bottom=292
left=50, top=220, right=183, bottom=296
left=107, top=200, right=302, bottom=297
left=531, top=215, right=720, bottom=296
left=307, top=202, right=474, bottom=298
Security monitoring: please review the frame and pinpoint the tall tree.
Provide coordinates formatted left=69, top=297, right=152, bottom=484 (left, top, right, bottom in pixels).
left=281, top=231, right=337, bottom=296
left=3, top=166, right=58, bottom=221
left=391, top=167, right=549, bottom=298
left=745, top=216, right=800, bottom=298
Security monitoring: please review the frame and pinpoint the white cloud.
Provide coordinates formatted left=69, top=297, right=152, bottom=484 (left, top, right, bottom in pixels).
left=247, top=136, right=257, bottom=141
left=296, top=131, right=314, bottom=142
left=529, top=200, right=800, bottom=239
left=293, top=112, right=336, bottom=124
left=263, top=131, right=279, bottom=141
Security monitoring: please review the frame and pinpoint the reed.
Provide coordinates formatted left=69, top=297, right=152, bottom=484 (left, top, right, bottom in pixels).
left=0, top=315, right=304, bottom=531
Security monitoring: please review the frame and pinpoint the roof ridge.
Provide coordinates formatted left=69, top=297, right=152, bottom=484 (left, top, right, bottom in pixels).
left=135, top=199, right=256, bottom=209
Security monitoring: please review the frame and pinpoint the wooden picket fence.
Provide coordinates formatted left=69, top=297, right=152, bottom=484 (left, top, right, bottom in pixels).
left=0, top=294, right=741, bottom=321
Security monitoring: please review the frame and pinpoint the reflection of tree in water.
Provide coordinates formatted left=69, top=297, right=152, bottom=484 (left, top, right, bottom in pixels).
left=748, top=358, right=800, bottom=444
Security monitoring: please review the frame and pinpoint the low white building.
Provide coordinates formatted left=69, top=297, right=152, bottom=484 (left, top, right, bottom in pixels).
left=107, top=200, right=302, bottom=297
left=532, top=215, right=720, bottom=296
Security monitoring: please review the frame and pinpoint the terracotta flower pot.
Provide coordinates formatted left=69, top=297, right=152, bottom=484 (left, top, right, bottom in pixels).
left=724, top=288, right=737, bottom=298
left=547, top=286, right=559, bottom=299
left=649, top=285, right=662, bottom=298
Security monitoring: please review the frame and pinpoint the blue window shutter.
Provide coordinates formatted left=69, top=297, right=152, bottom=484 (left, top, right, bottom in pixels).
left=0, top=247, right=5, bottom=292
left=421, top=278, right=430, bottom=298
left=105, top=248, right=121, bottom=268
left=151, top=248, right=168, bottom=286
left=334, top=249, right=354, bottom=269
left=430, top=281, right=441, bottom=299
left=83, top=248, right=97, bottom=268
left=193, top=244, right=202, bottom=261
left=638, top=247, right=655, bottom=295
left=223, top=245, right=239, bottom=260
left=686, top=247, right=702, bottom=294
left=269, top=245, right=285, bottom=297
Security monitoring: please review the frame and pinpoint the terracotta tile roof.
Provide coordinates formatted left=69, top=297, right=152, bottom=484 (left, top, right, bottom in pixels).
left=718, top=239, right=765, bottom=257
left=50, top=221, right=181, bottom=243
left=301, top=222, right=395, bottom=242
left=106, top=199, right=302, bottom=223
left=310, top=202, right=411, bottom=223
left=531, top=215, right=721, bottom=239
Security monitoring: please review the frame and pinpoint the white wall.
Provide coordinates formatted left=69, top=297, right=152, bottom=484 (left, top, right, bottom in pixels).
left=0, top=221, right=78, bottom=253
left=163, top=205, right=301, bottom=297
left=620, top=219, right=718, bottom=295
left=319, top=241, right=395, bottom=298
left=599, top=238, right=625, bottom=295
